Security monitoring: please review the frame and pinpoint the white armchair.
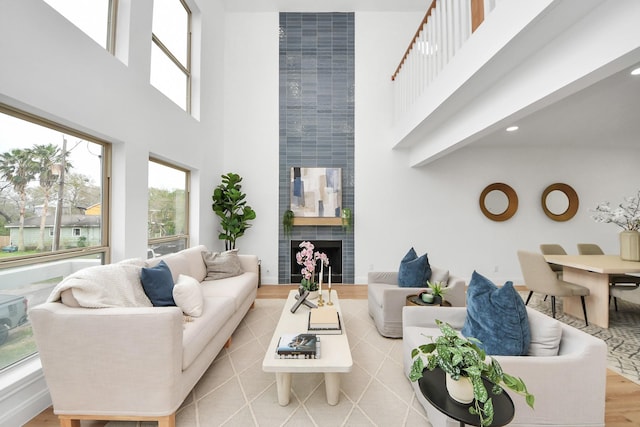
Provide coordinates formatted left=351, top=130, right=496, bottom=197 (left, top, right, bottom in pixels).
left=402, top=305, right=607, bottom=427
left=367, top=267, right=466, bottom=337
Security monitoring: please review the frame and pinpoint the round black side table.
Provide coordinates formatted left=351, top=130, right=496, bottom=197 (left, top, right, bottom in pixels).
left=418, top=368, right=515, bottom=427
left=406, top=295, right=452, bottom=307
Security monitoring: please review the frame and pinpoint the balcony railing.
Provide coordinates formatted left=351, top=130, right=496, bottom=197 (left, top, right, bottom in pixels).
left=392, top=0, right=500, bottom=117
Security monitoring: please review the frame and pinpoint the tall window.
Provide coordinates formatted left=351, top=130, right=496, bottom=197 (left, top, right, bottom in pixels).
left=43, top=0, right=118, bottom=53
left=148, top=159, right=189, bottom=257
left=151, top=0, right=191, bottom=111
left=0, top=106, right=110, bottom=371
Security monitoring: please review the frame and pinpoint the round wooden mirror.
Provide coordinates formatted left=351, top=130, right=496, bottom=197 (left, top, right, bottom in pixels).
left=479, top=183, right=518, bottom=221
left=541, top=183, right=578, bottom=221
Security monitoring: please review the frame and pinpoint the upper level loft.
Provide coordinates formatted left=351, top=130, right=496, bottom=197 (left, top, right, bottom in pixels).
left=392, top=0, right=640, bottom=167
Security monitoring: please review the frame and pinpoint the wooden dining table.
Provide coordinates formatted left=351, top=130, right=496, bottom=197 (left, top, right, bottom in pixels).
left=543, top=255, right=640, bottom=328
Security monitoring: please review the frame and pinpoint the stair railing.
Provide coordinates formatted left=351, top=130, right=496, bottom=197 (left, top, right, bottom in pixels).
left=392, top=0, right=499, bottom=118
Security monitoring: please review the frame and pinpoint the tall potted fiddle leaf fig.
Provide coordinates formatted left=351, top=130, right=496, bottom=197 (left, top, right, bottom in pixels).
left=211, top=172, right=256, bottom=250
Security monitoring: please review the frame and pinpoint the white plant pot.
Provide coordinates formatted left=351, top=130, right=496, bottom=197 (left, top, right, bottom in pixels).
left=445, top=373, right=474, bottom=404
left=307, top=290, right=319, bottom=300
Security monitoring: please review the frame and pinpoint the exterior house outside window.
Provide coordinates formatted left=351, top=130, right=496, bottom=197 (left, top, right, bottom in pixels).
left=0, top=106, right=111, bottom=372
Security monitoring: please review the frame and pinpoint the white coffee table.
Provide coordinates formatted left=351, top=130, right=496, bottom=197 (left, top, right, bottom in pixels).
left=262, top=289, right=353, bottom=406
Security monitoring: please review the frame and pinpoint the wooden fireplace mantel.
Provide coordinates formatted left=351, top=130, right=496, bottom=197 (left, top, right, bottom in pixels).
left=292, top=217, right=342, bottom=226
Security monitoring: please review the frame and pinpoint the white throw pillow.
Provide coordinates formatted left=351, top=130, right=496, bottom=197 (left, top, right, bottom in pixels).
left=430, top=267, right=450, bottom=284
left=173, top=274, right=204, bottom=317
left=527, top=314, right=563, bottom=356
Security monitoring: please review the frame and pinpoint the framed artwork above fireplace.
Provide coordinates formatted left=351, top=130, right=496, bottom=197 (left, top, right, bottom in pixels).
left=290, top=167, right=342, bottom=225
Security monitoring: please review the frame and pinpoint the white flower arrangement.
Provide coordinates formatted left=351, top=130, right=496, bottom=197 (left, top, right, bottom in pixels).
left=591, top=191, right=640, bottom=231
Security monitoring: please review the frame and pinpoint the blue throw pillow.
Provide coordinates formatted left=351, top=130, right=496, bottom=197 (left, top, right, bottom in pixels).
left=461, top=271, right=530, bottom=356
left=140, top=260, right=176, bottom=307
left=398, top=247, right=432, bottom=287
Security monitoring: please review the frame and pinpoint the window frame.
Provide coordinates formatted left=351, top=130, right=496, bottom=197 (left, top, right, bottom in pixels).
left=150, top=0, right=192, bottom=112
left=147, top=157, right=190, bottom=256
left=107, top=0, right=118, bottom=54
left=43, top=0, right=118, bottom=54
left=0, top=104, right=112, bottom=270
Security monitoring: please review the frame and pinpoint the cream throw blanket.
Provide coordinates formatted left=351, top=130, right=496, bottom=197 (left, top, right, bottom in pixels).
left=48, top=261, right=152, bottom=308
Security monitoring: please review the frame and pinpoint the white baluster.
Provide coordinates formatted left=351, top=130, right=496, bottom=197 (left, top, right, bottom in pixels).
left=443, top=1, right=453, bottom=64
left=434, top=1, right=444, bottom=77
left=439, top=0, right=447, bottom=67
left=391, top=0, right=494, bottom=116
left=460, top=0, right=470, bottom=42
left=452, top=0, right=461, bottom=53
left=420, top=26, right=426, bottom=94
left=428, top=19, right=434, bottom=85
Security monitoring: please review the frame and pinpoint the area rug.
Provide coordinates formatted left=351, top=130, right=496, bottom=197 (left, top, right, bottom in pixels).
left=104, top=296, right=640, bottom=427
left=107, top=299, right=432, bottom=427
left=524, top=292, right=640, bottom=385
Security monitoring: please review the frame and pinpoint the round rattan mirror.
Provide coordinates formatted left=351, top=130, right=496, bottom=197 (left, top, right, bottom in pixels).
left=479, top=183, right=518, bottom=221
left=541, top=183, right=579, bottom=221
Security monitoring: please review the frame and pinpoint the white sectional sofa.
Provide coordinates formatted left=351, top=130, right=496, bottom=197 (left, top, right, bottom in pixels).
left=30, top=245, right=259, bottom=427
left=402, top=305, right=608, bottom=427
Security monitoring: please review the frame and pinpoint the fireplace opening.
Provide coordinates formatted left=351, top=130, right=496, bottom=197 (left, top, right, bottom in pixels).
left=291, top=240, right=342, bottom=284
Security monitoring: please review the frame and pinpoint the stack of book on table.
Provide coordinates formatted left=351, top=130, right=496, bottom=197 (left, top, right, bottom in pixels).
left=276, top=333, right=320, bottom=359
left=307, top=307, right=342, bottom=335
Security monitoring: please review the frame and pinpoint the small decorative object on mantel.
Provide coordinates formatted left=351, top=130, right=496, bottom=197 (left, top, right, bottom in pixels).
left=591, top=191, right=640, bottom=261
left=296, top=241, right=330, bottom=298
left=341, top=208, right=353, bottom=232
left=409, top=320, right=535, bottom=426
left=282, top=210, right=294, bottom=236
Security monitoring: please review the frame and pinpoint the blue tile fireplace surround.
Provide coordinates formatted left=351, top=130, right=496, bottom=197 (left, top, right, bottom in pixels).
left=278, top=13, right=355, bottom=284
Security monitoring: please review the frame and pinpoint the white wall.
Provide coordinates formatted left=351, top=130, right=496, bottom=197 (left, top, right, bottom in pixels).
left=222, top=12, right=280, bottom=282
left=0, top=0, right=226, bottom=260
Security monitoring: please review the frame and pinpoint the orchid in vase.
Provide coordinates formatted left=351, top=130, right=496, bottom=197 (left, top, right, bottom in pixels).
left=296, top=241, right=329, bottom=292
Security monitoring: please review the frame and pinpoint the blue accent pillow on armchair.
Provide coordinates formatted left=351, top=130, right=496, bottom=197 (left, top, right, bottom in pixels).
left=140, top=260, right=176, bottom=307
left=398, top=247, right=432, bottom=287
left=461, top=271, right=530, bottom=355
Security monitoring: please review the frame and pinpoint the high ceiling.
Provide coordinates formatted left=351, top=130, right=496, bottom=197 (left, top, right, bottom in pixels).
left=473, top=63, right=640, bottom=149
left=220, top=0, right=640, bottom=152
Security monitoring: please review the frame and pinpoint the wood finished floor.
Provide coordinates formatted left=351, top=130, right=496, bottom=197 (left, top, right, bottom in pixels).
left=25, top=284, right=640, bottom=427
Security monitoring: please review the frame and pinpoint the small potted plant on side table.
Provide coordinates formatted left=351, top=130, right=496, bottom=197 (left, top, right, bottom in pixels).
left=426, top=281, right=446, bottom=305
left=409, top=320, right=535, bottom=427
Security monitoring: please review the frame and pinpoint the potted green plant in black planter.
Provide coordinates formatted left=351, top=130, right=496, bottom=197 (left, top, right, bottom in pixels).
left=427, top=281, right=446, bottom=305
left=211, top=172, right=256, bottom=250
left=409, top=320, right=534, bottom=427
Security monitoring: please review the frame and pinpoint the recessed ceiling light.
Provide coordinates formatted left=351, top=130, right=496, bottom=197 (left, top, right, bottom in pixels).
left=506, top=126, right=519, bottom=132
left=631, top=67, right=640, bottom=76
